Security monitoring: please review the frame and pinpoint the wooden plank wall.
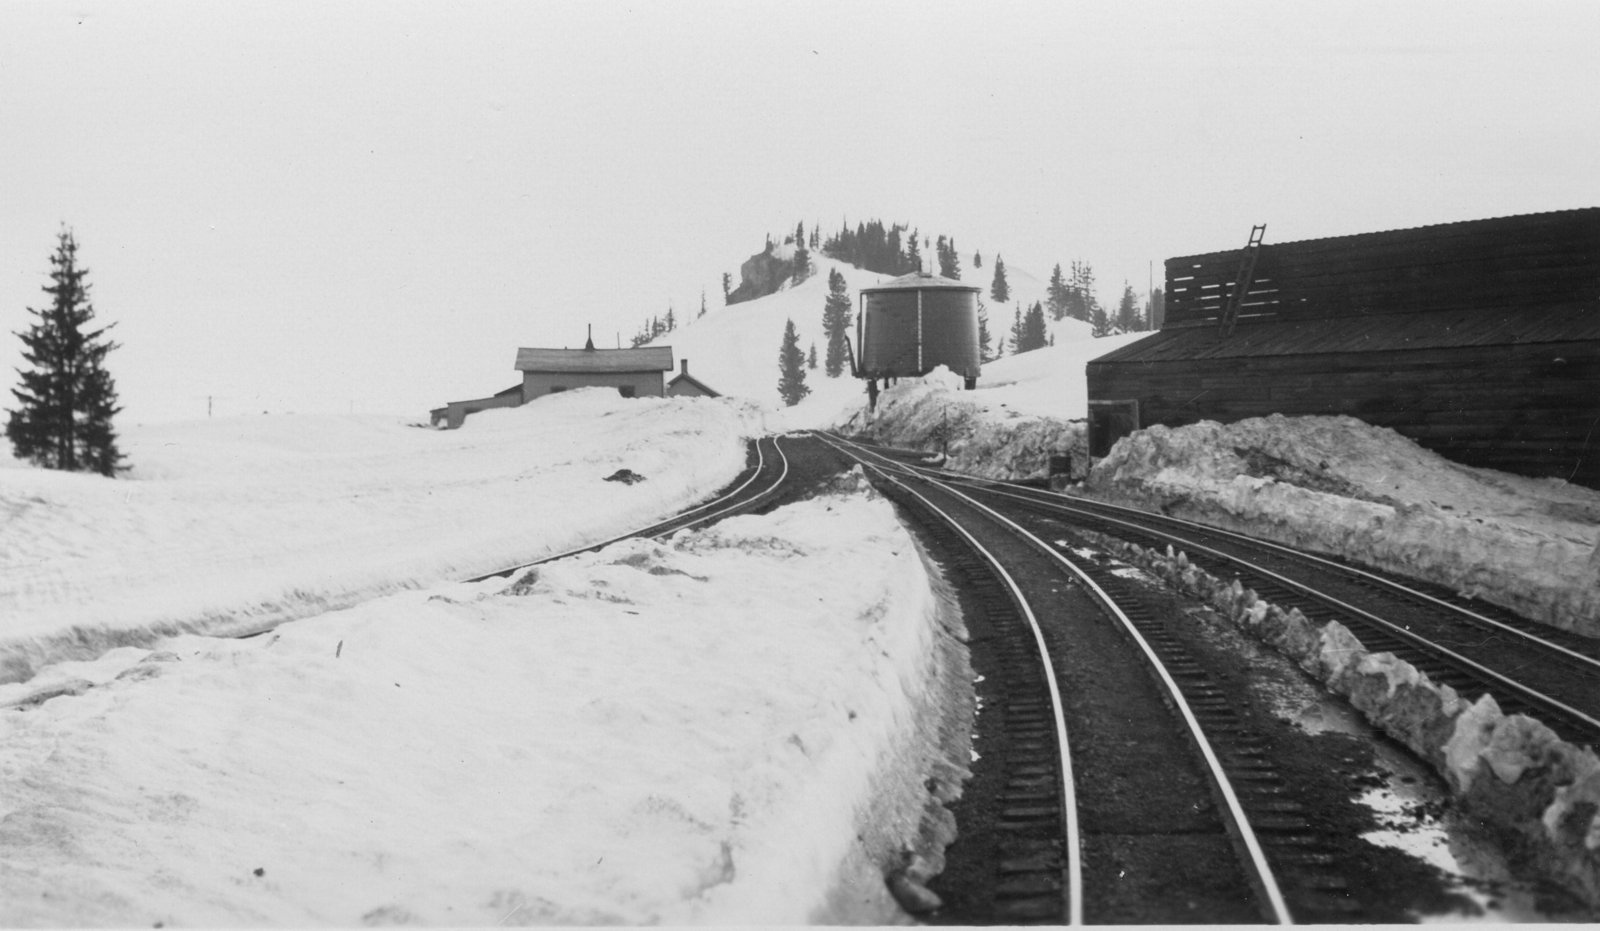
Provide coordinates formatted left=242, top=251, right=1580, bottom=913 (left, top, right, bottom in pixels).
left=1166, top=209, right=1600, bottom=328
left=1088, top=340, right=1600, bottom=487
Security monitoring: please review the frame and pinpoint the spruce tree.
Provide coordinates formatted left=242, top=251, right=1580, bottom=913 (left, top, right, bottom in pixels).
left=699, top=289, right=708, bottom=319
left=777, top=318, right=810, bottom=406
left=808, top=342, right=818, bottom=369
left=1047, top=263, right=1071, bottom=320
left=1115, top=282, right=1142, bottom=333
left=1020, top=301, right=1049, bottom=352
left=905, top=231, right=922, bottom=274
left=722, top=272, right=733, bottom=304
left=1091, top=299, right=1112, bottom=338
left=7, top=228, right=125, bottom=475
left=1009, top=306, right=1024, bottom=354
left=822, top=268, right=853, bottom=377
left=973, top=250, right=983, bottom=269
left=990, top=255, right=1010, bottom=302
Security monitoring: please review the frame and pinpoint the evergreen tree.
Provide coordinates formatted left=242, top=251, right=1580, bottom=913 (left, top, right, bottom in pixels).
left=808, top=342, right=818, bottom=369
left=1047, top=263, right=1071, bottom=320
left=973, top=250, right=983, bottom=269
left=700, top=289, right=707, bottom=318
left=1008, top=306, right=1025, bottom=354
left=795, top=221, right=805, bottom=247
left=990, top=254, right=1010, bottom=302
left=1146, top=287, right=1165, bottom=329
left=1115, top=282, right=1142, bottom=333
left=664, top=305, right=676, bottom=332
left=776, top=318, right=810, bottom=406
left=1067, top=261, right=1098, bottom=323
left=906, top=230, right=922, bottom=274
left=822, top=268, right=853, bottom=377
left=937, top=235, right=961, bottom=279
left=1018, top=301, right=1049, bottom=353
left=6, top=229, right=125, bottom=475
left=976, top=297, right=993, bottom=363
left=792, top=240, right=811, bottom=284
left=1091, top=298, right=1112, bottom=338
left=722, top=272, right=732, bottom=304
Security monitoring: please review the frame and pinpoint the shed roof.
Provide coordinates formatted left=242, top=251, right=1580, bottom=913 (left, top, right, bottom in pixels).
left=1092, top=303, right=1600, bottom=365
left=860, top=271, right=980, bottom=293
left=515, top=346, right=674, bottom=373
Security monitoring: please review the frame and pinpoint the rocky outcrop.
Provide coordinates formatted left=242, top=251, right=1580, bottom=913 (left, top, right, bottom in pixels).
left=727, top=245, right=798, bottom=305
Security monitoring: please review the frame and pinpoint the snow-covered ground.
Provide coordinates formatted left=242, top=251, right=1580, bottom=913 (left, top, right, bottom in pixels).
left=0, top=390, right=760, bottom=679
left=1083, top=414, right=1600, bottom=637
left=1, top=388, right=973, bottom=924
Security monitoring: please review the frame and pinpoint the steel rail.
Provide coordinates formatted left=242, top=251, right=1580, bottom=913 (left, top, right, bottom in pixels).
left=463, top=435, right=787, bottom=583
left=828, top=447, right=1084, bottom=923
left=934, top=469, right=1600, bottom=672
left=823, top=432, right=1294, bottom=924
left=925, top=470, right=1600, bottom=735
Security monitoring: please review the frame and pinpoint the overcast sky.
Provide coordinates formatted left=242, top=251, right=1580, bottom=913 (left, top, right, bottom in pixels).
left=3, top=1, right=1597, bottom=424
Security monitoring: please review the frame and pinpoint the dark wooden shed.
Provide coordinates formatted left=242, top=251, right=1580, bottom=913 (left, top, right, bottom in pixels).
left=1087, top=208, right=1600, bottom=488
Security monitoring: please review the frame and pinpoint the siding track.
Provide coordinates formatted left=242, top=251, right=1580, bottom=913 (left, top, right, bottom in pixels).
left=918, top=468, right=1600, bottom=750
left=464, top=436, right=791, bottom=582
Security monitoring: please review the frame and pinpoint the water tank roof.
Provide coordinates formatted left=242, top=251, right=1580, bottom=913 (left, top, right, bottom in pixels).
left=860, top=271, right=981, bottom=293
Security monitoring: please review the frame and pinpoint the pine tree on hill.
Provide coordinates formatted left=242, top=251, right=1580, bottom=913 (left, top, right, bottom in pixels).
left=937, top=235, right=961, bottom=280
left=973, top=250, right=983, bottom=269
left=822, top=268, right=853, bottom=377
left=1009, top=305, right=1024, bottom=355
left=722, top=273, right=733, bottom=304
left=1091, top=298, right=1111, bottom=338
left=699, top=290, right=708, bottom=318
left=1115, top=282, right=1143, bottom=333
left=777, top=318, right=810, bottom=406
left=906, top=230, right=922, bottom=274
left=6, top=228, right=125, bottom=475
left=1047, top=263, right=1071, bottom=321
left=991, top=255, right=1010, bottom=302
left=1019, top=301, right=1048, bottom=352
left=808, top=342, right=818, bottom=369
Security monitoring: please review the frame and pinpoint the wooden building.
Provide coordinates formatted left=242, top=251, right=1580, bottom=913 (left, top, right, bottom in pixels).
left=516, top=345, right=675, bottom=401
left=431, top=339, right=677, bottom=429
left=666, top=359, right=720, bottom=398
left=1087, top=208, right=1600, bottom=488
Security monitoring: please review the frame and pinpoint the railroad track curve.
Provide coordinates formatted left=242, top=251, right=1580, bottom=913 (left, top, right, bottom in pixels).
left=819, top=431, right=1301, bottom=924
left=464, top=434, right=791, bottom=583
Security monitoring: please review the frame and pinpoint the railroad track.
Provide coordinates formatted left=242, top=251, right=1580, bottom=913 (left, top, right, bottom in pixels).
left=819, top=432, right=1308, bottom=924
left=905, top=465, right=1600, bottom=751
left=463, top=435, right=791, bottom=583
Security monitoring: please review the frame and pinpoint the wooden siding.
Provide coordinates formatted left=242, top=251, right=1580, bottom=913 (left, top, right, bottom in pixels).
left=1088, top=340, right=1600, bottom=487
left=1165, top=208, right=1600, bottom=329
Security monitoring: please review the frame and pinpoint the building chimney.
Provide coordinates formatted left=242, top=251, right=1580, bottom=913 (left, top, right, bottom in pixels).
left=584, top=324, right=595, bottom=351
left=681, top=359, right=689, bottom=375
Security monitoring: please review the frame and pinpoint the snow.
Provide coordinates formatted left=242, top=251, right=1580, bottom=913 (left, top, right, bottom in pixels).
left=0, top=381, right=970, bottom=923
left=0, top=389, right=761, bottom=678
left=1084, top=414, right=1600, bottom=637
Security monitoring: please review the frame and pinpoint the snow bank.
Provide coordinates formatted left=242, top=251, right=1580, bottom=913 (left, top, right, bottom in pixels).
left=1083, top=414, right=1600, bottom=636
left=1104, top=538, right=1600, bottom=908
left=0, top=389, right=763, bottom=682
left=0, top=479, right=970, bottom=925
left=842, top=379, right=1085, bottom=482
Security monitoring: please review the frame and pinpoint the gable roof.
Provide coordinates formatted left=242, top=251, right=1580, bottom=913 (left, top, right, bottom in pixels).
left=515, top=346, right=674, bottom=374
left=667, top=371, right=721, bottom=397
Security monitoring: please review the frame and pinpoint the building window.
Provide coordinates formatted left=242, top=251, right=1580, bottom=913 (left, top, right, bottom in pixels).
left=618, top=385, right=636, bottom=398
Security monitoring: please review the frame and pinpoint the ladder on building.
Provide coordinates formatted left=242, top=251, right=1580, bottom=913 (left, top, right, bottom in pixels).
left=1219, top=224, right=1266, bottom=337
